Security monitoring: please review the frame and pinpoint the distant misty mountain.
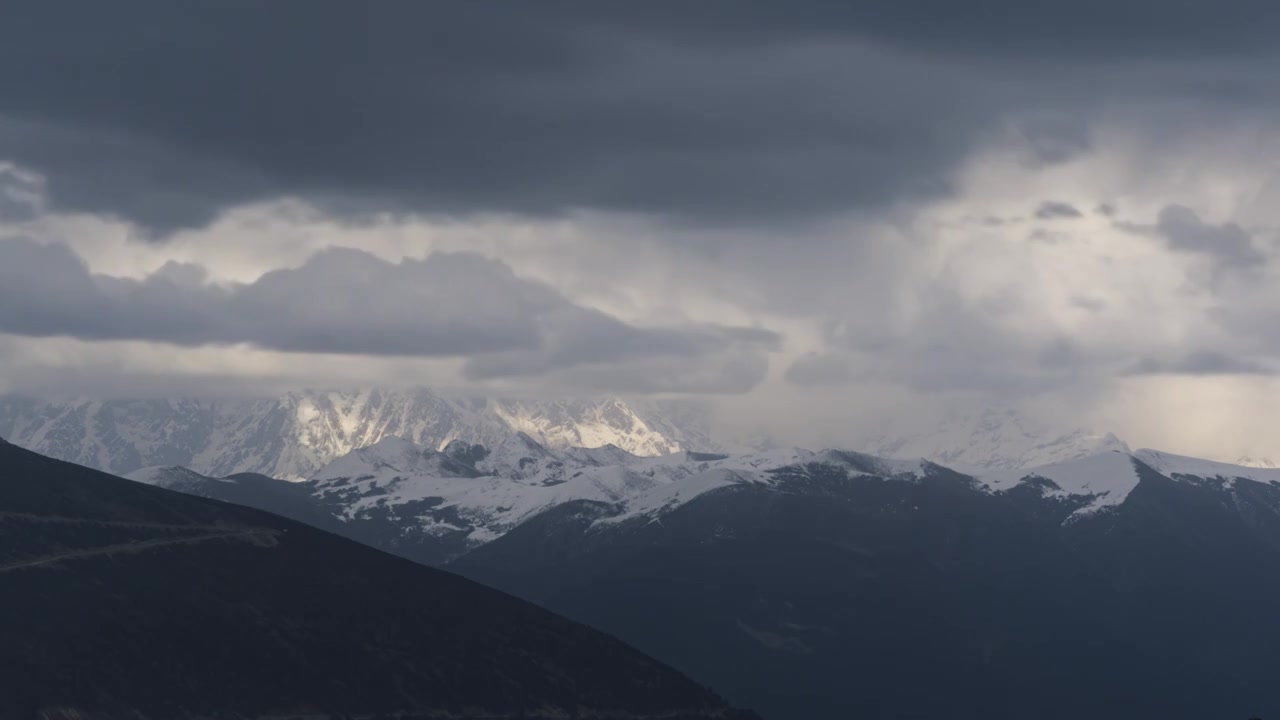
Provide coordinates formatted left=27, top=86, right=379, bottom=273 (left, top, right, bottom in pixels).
left=0, top=389, right=719, bottom=480
left=1, top=391, right=1158, bottom=481
left=133, top=433, right=1280, bottom=719
left=1236, top=454, right=1279, bottom=468
left=857, top=407, right=1131, bottom=471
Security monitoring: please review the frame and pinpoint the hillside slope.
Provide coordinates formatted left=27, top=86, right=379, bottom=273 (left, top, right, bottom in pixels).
left=0, top=437, right=758, bottom=720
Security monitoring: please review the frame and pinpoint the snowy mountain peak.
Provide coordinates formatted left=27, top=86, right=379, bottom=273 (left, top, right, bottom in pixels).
left=857, top=407, right=1130, bottom=471
left=357, top=435, right=438, bottom=470
left=312, top=435, right=476, bottom=483
left=126, top=465, right=224, bottom=489
left=0, top=389, right=716, bottom=480
left=1235, top=454, right=1279, bottom=469
left=565, top=443, right=640, bottom=467
left=1092, top=432, right=1131, bottom=453
left=128, top=438, right=1280, bottom=567
left=979, top=446, right=1280, bottom=522
left=474, top=432, right=562, bottom=480
left=1132, top=448, right=1280, bottom=485
left=511, top=431, right=549, bottom=452
left=981, top=449, right=1139, bottom=518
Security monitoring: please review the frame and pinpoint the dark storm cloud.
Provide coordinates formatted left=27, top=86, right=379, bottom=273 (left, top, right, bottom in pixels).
left=1156, top=204, right=1265, bottom=269
left=3, top=1, right=1279, bottom=231
left=0, top=3, right=965, bottom=229
left=0, top=238, right=779, bottom=391
left=1034, top=201, right=1084, bottom=220
left=610, top=1, right=1280, bottom=58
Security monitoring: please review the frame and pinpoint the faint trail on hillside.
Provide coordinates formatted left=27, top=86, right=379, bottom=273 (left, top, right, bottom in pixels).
left=0, top=510, right=260, bottom=531
left=0, top=528, right=279, bottom=573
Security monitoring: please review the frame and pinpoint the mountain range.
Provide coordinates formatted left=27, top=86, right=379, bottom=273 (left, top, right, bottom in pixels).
left=128, top=431, right=1280, bottom=719
left=129, top=429, right=1280, bottom=566
left=11, top=387, right=1279, bottom=718
left=0, top=436, right=758, bottom=720
left=0, top=389, right=1189, bottom=484
left=856, top=407, right=1133, bottom=471
left=454, top=444, right=1280, bottom=720
left=0, top=389, right=720, bottom=480
left=130, top=436, right=821, bottom=565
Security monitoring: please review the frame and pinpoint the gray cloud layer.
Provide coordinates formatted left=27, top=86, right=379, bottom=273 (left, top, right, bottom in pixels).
left=0, top=239, right=779, bottom=392
left=5, top=2, right=1280, bottom=423
left=783, top=352, right=856, bottom=387
left=3, top=2, right=1279, bottom=231
left=1156, top=204, right=1265, bottom=269
left=1127, top=350, right=1272, bottom=377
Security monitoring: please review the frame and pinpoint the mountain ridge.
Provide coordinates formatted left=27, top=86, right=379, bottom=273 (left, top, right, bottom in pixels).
left=0, top=389, right=718, bottom=480
left=856, top=407, right=1132, bottom=471
left=4, top=392, right=1171, bottom=483
left=131, top=431, right=1280, bottom=568
left=451, top=442, right=1280, bottom=720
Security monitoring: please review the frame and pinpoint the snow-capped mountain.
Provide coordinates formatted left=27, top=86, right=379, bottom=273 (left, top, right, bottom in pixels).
left=97, top=433, right=1280, bottom=719
left=128, top=434, right=859, bottom=564
left=1235, top=454, right=1279, bottom=468
left=306, top=435, right=820, bottom=552
left=856, top=406, right=1131, bottom=471
left=126, top=464, right=222, bottom=490
left=1, top=391, right=1157, bottom=484
left=131, top=427, right=1280, bottom=568
left=0, top=389, right=717, bottom=480
left=125, top=429, right=1280, bottom=719
left=452, top=443, right=1280, bottom=720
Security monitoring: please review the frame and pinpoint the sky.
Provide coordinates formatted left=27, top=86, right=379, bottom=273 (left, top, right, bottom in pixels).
left=3, top=2, right=1280, bottom=459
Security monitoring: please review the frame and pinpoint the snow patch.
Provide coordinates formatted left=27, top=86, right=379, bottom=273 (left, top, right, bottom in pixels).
left=981, top=450, right=1140, bottom=517
left=1133, top=449, right=1280, bottom=487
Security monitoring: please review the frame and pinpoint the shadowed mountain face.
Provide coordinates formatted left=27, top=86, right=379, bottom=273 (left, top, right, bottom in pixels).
left=453, top=457, right=1280, bottom=720
left=0, top=438, right=759, bottom=720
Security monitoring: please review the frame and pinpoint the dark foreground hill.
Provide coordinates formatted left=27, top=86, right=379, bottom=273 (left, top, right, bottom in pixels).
left=0, top=438, right=759, bottom=720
